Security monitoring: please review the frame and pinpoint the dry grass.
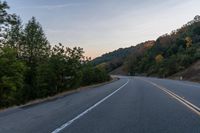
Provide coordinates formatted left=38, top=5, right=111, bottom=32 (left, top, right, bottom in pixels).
left=170, top=60, right=200, bottom=83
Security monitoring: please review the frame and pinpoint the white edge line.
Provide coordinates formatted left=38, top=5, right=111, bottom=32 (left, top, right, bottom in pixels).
left=51, top=79, right=129, bottom=133
left=138, top=78, right=200, bottom=116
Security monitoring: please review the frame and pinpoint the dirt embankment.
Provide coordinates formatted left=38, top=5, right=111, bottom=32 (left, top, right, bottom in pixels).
left=110, top=65, right=128, bottom=75
left=170, top=60, right=200, bottom=83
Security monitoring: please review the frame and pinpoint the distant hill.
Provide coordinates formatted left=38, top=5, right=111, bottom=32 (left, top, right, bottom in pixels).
left=92, top=40, right=155, bottom=65
left=92, top=40, right=155, bottom=72
left=93, top=15, right=200, bottom=82
left=92, top=47, right=133, bottom=65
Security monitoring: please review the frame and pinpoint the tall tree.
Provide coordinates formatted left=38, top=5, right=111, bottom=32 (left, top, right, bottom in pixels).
left=23, top=17, right=50, bottom=63
left=0, top=1, right=18, bottom=43
left=5, top=17, right=24, bottom=59
left=23, top=17, right=50, bottom=99
left=0, top=46, right=26, bottom=107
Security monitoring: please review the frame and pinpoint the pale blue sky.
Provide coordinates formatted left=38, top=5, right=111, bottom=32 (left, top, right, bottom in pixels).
left=5, top=0, right=200, bottom=58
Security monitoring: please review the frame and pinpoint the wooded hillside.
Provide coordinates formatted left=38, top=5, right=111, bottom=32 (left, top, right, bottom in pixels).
left=93, top=16, right=200, bottom=79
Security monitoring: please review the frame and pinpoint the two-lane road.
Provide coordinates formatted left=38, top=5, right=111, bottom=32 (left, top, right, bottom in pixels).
left=0, top=76, right=200, bottom=133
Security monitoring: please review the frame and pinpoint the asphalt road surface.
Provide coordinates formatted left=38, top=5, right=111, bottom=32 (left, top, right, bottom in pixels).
left=0, top=76, right=200, bottom=133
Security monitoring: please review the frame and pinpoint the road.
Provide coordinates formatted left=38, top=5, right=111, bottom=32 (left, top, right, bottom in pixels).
left=0, top=76, right=200, bottom=133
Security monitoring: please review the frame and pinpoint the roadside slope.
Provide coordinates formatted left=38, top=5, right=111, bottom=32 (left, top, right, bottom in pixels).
left=170, top=60, right=200, bottom=82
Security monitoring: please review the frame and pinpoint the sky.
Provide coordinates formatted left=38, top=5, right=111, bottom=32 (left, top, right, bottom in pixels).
left=5, top=0, right=200, bottom=58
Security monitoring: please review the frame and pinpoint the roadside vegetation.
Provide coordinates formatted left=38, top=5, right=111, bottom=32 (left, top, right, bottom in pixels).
left=0, top=1, right=110, bottom=108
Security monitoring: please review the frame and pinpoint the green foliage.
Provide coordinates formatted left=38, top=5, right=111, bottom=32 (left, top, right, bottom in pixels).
left=0, top=46, right=26, bottom=107
left=81, top=63, right=110, bottom=86
left=0, top=1, right=110, bottom=108
left=0, top=1, right=19, bottom=42
left=19, top=17, right=51, bottom=100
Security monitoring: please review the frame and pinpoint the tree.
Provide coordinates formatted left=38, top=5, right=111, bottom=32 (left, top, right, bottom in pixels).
left=0, top=1, right=18, bottom=43
left=65, top=46, right=84, bottom=87
left=185, top=37, right=192, bottom=48
left=0, top=46, right=26, bottom=107
left=36, top=60, right=56, bottom=97
left=48, top=43, right=68, bottom=93
left=36, top=44, right=85, bottom=96
left=6, top=17, right=23, bottom=47
left=81, top=63, right=110, bottom=86
left=23, top=17, right=50, bottom=63
left=0, top=0, right=111, bottom=108
left=193, top=26, right=200, bottom=35
left=23, top=17, right=50, bottom=99
left=4, top=17, right=25, bottom=60
left=155, top=54, right=164, bottom=63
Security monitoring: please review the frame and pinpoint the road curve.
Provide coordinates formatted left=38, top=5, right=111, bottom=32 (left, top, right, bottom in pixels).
left=0, top=76, right=200, bottom=133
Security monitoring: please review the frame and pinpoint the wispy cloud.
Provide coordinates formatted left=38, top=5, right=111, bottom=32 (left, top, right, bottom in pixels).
left=18, top=3, right=81, bottom=10
left=46, top=29, right=67, bottom=34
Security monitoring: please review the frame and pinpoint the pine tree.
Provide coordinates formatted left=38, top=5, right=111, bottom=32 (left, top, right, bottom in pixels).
left=23, top=17, right=50, bottom=99
left=0, top=1, right=18, bottom=43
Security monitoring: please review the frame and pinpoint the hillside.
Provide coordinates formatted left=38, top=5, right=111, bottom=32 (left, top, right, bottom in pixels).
left=92, top=47, right=133, bottom=65
left=93, top=15, right=200, bottom=81
left=92, top=40, right=155, bottom=65
left=170, top=61, right=200, bottom=82
left=92, top=40, right=155, bottom=72
left=109, top=65, right=128, bottom=75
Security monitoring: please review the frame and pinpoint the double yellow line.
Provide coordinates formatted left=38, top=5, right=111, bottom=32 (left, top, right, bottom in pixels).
left=138, top=78, right=200, bottom=116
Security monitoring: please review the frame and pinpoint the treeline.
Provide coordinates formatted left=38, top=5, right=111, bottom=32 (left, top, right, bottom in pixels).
left=127, top=16, right=200, bottom=77
left=0, top=1, right=110, bottom=108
